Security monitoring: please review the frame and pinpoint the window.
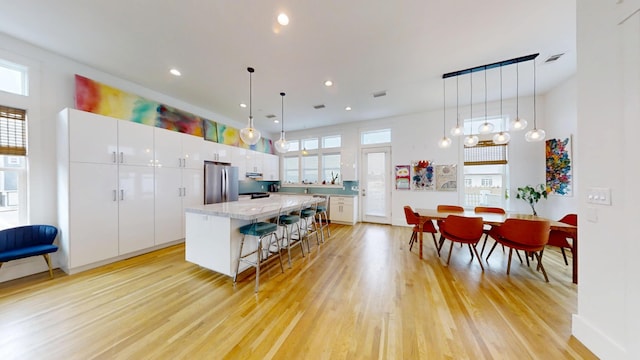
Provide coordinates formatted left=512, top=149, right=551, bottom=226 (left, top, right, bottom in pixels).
left=301, top=138, right=318, bottom=150
left=0, top=105, right=28, bottom=229
left=464, top=178, right=472, bottom=187
left=0, top=59, right=28, bottom=96
left=322, top=153, right=341, bottom=183
left=361, top=129, right=391, bottom=145
left=283, top=156, right=299, bottom=183
left=322, top=135, right=341, bottom=148
left=481, top=178, right=493, bottom=187
left=301, top=156, right=318, bottom=184
left=287, top=140, right=300, bottom=152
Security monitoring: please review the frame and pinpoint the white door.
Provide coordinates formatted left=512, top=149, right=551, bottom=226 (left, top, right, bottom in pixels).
left=117, top=120, right=155, bottom=166
left=154, top=167, right=183, bottom=245
left=182, top=168, right=205, bottom=235
left=154, top=127, right=183, bottom=168
left=360, top=147, right=391, bottom=224
left=68, top=109, right=118, bottom=164
left=118, top=165, right=155, bottom=254
left=68, top=162, right=119, bottom=267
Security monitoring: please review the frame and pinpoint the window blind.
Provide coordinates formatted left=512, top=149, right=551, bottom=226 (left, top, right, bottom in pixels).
left=464, top=140, right=507, bottom=165
left=0, top=105, right=27, bottom=156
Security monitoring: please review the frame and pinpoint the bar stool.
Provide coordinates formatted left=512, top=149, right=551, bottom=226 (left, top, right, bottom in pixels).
left=277, top=205, right=305, bottom=267
left=233, top=220, right=283, bottom=292
left=314, top=195, right=330, bottom=243
left=299, top=200, right=320, bottom=250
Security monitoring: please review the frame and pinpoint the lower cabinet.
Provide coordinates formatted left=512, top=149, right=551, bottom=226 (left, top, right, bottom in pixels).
left=329, top=196, right=358, bottom=225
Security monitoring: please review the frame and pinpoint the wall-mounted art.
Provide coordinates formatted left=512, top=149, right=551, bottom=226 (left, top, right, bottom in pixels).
left=395, top=165, right=410, bottom=190
left=545, top=136, right=572, bottom=196
left=435, top=164, right=457, bottom=191
left=411, top=160, right=434, bottom=190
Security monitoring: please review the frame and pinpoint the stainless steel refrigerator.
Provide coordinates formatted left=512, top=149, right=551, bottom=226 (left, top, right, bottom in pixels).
left=204, top=161, right=239, bottom=204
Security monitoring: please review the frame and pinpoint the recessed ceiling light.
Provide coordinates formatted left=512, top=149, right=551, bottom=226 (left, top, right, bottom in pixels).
left=277, top=13, right=289, bottom=26
left=239, top=103, right=247, bottom=108
left=324, top=80, right=333, bottom=87
left=169, top=68, right=181, bottom=76
left=345, top=106, right=352, bottom=111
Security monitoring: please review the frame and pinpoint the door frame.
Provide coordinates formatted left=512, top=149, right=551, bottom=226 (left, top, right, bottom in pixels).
left=359, top=146, right=392, bottom=224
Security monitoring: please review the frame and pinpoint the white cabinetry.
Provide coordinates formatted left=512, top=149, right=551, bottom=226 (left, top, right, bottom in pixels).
left=154, top=128, right=205, bottom=245
left=58, top=108, right=155, bottom=273
left=340, top=147, right=357, bottom=181
left=263, top=154, right=279, bottom=180
left=330, top=196, right=358, bottom=225
left=202, top=140, right=232, bottom=163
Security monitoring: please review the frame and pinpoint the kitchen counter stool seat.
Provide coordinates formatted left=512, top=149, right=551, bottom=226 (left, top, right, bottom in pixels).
left=234, top=221, right=283, bottom=292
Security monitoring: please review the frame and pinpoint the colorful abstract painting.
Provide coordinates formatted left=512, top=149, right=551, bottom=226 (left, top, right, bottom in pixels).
left=395, top=165, right=410, bottom=190
left=411, top=160, right=435, bottom=191
left=546, top=137, right=572, bottom=196
left=435, top=164, right=457, bottom=191
left=75, top=75, right=274, bottom=154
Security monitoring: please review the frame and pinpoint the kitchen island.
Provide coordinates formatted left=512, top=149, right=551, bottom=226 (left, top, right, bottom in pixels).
left=185, top=194, right=319, bottom=276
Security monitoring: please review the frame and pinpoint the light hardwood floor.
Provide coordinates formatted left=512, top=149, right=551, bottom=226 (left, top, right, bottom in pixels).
left=0, top=223, right=595, bottom=359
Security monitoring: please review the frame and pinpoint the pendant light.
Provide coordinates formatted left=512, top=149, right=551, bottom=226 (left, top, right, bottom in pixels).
left=525, top=60, right=546, bottom=142
left=438, top=78, right=452, bottom=148
left=450, top=76, right=464, bottom=136
left=493, top=66, right=510, bottom=144
left=274, top=92, right=290, bottom=153
left=464, top=72, right=479, bottom=147
left=239, top=67, right=262, bottom=146
left=478, top=66, right=494, bottom=134
left=510, top=62, right=528, bottom=131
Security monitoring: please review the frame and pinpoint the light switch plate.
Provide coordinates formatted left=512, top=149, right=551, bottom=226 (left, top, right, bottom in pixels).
left=586, top=187, right=612, bottom=205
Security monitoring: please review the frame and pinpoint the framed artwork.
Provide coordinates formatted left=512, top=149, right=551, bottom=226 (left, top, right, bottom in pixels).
left=411, top=160, right=435, bottom=190
left=395, top=165, right=410, bottom=190
left=546, top=136, right=572, bottom=196
left=435, top=164, right=457, bottom=191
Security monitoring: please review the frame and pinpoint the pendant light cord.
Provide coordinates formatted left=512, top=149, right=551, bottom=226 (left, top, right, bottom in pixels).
left=469, top=72, right=473, bottom=135
left=533, top=61, right=537, bottom=129
left=442, top=79, right=446, bottom=137
left=456, top=76, right=459, bottom=126
left=248, top=67, right=254, bottom=126
left=280, top=92, right=285, bottom=134
left=484, top=66, right=488, bottom=123
left=516, top=62, right=520, bottom=118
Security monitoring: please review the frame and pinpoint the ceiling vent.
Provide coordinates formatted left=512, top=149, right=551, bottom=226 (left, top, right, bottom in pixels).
left=265, top=114, right=276, bottom=119
left=313, top=104, right=326, bottom=109
left=545, top=53, right=564, bottom=63
left=373, top=90, right=387, bottom=98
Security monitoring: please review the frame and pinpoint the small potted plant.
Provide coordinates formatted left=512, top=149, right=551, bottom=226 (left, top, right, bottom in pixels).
left=516, top=184, right=548, bottom=216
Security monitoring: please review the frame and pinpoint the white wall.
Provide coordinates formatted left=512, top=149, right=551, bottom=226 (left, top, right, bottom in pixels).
left=573, top=1, right=640, bottom=359
left=288, top=92, right=575, bottom=227
left=0, top=32, right=268, bottom=282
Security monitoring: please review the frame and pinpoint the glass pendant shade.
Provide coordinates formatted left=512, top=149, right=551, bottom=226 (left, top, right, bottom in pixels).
left=525, top=128, right=546, bottom=142
left=240, top=67, right=261, bottom=146
left=450, top=124, right=464, bottom=136
left=493, top=131, right=511, bottom=144
left=510, top=117, right=528, bottom=131
left=240, top=120, right=261, bottom=145
left=274, top=133, right=289, bottom=153
left=438, top=136, right=452, bottom=148
left=478, top=121, right=494, bottom=134
left=464, top=135, right=479, bottom=147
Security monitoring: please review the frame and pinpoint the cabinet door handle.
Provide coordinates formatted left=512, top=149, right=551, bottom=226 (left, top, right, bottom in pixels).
left=119, top=152, right=124, bottom=163
left=113, top=190, right=117, bottom=201
left=182, top=158, right=186, bottom=167
left=183, top=187, right=187, bottom=196
left=120, top=189, right=124, bottom=201
left=112, top=151, right=117, bottom=163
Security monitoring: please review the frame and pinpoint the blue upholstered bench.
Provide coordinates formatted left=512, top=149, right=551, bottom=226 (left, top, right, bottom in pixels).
left=0, top=225, right=59, bottom=279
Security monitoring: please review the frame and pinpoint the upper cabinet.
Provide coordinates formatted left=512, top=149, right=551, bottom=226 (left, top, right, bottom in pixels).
left=263, top=154, right=279, bottom=180
left=66, top=108, right=153, bottom=166
left=341, top=146, right=357, bottom=181
left=155, top=127, right=205, bottom=169
left=202, top=140, right=233, bottom=164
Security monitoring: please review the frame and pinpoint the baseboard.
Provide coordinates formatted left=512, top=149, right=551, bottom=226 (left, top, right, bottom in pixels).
left=572, top=313, right=627, bottom=359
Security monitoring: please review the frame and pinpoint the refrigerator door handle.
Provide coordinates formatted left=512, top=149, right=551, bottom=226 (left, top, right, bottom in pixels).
left=222, top=168, right=227, bottom=202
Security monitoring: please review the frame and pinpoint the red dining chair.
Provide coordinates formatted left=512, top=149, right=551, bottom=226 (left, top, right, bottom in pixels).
left=438, top=215, right=485, bottom=271
left=403, top=206, right=439, bottom=253
left=490, top=218, right=551, bottom=282
left=543, top=214, right=577, bottom=265
left=474, top=206, right=506, bottom=256
left=436, top=205, right=465, bottom=254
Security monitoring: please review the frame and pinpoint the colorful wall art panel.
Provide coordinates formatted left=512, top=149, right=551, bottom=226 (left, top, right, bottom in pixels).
left=411, top=160, right=434, bottom=190
left=545, top=137, right=572, bottom=196
left=395, top=165, right=410, bottom=190
left=435, top=164, right=457, bottom=191
left=74, top=75, right=275, bottom=154
left=75, top=74, right=157, bottom=126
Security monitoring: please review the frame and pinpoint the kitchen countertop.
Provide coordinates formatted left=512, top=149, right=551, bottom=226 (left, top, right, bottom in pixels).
left=185, top=194, right=320, bottom=220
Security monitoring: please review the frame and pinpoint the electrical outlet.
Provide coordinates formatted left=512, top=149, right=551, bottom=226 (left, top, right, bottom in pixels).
left=586, top=187, right=611, bottom=205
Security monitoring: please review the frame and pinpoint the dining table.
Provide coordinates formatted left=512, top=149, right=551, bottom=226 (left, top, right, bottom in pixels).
left=415, top=208, right=579, bottom=284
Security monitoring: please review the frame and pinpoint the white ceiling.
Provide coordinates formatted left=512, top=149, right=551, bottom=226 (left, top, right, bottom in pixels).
left=0, top=0, right=576, bottom=135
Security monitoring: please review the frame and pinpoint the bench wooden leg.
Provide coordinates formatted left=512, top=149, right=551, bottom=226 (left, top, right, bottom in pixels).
left=42, top=254, right=54, bottom=279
